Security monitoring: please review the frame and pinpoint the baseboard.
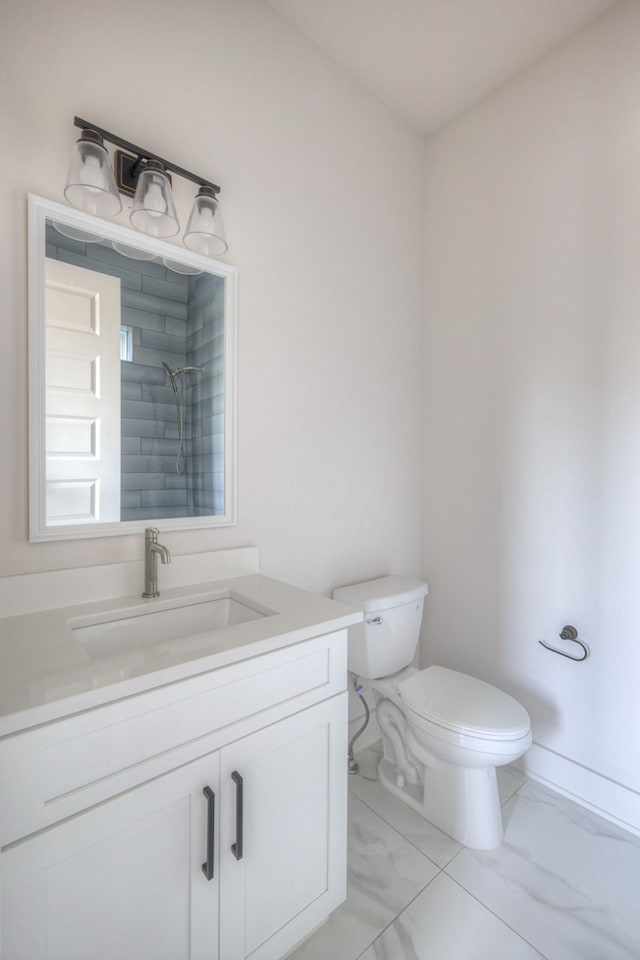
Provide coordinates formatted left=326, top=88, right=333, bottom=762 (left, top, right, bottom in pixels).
left=347, top=718, right=640, bottom=840
left=516, top=742, right=640, bottom=839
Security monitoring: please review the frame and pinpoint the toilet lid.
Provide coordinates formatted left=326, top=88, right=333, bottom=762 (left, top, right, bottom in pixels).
left=399, top=666, right=530, bottom=740
left=333, top=576, right=428, bottom=612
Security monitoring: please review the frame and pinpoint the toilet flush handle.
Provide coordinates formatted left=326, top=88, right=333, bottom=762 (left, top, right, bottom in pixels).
left=366, top=617, right=382, bottom=625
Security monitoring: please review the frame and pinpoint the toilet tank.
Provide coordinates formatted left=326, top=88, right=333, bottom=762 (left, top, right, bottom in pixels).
left=332, top=576, right=428, bottom=679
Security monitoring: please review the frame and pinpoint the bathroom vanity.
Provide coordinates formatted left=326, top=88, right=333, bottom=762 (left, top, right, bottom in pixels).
left=0, top=549, right=361, bottom=960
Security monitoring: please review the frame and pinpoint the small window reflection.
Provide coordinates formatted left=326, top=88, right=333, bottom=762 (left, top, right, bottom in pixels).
left=120, top=325, right=133, bottom=362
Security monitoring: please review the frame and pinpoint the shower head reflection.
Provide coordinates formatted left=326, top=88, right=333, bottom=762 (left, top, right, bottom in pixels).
left=160, top=362, right=206, bottom=474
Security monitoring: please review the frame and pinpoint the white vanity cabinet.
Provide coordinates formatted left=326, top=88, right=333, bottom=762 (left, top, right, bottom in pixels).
left=2, top=753, right=221, bottom=960
left=219, top=696, right=347, bottom=960
left=0, top=629, right=349, bottom=960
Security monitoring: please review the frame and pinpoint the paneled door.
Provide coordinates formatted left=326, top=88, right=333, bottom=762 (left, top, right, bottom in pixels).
left=219, top=693, right=348, bottom=960
left=1, top=752, right=220, bottom=960
left=45, top=258, right=121, bottom=524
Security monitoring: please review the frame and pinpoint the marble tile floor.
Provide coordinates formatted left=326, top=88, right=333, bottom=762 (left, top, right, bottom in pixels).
left=288, top=744, right=640, bottom=960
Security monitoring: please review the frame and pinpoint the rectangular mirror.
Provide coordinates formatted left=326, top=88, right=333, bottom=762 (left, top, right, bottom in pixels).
left=28, top=195, right=237, bottom=541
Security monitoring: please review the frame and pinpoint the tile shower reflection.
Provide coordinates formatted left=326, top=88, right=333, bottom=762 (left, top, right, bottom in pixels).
left=289, top=744, right=640, bottom=960
left=46, top=222, right=225, bottom=521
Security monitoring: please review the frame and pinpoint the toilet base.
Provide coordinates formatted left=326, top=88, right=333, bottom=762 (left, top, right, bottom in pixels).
left=377, top=749, right=504, bottom=850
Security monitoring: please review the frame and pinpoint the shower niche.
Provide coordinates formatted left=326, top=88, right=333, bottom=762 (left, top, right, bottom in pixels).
left=28, top=195, right=237, bottom=541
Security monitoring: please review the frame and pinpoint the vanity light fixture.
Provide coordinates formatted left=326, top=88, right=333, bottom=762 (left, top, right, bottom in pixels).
left=64, top=129, right=122, bottom=217
left=64, top=117, right=227, bottom=256
left=130, top=159, right=180, bottom=238
left=184, top=185, right=227, bottom=257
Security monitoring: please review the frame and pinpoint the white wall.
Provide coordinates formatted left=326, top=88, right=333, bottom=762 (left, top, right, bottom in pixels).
left=5, top=0, right=636, bottom=831
left=0, top=0, right=425, bottom=596
left=422, top=0, right=640, bottom=826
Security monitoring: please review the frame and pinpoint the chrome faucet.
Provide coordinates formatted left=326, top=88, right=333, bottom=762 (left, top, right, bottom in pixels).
left=142, top=527, right=171, bottom=598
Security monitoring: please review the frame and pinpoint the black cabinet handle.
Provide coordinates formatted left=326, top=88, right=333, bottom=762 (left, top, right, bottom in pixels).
left=201, top=786, right=215, bottom=880
left=231, top=771, right=243, bottom=861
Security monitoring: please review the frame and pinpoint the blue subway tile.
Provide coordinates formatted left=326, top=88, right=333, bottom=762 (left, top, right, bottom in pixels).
left=142, top=275, right=189, bottom=304
left=141, top=489, right=188, bottom=508
left=121, top=436, right=141, bottom=454
left=122, top=490, right=142, bottom=508
left=122, top=288, right=188, bottom=320
left=141, top=383, right=176, bottom=404
left=121, top=381, right=142, bottom=401
left=141, top=328, right=187, bottom=355
left=165, top=473, right=188, bottom=489
left=122, top=399, right=178, bottom=422
left=133, top=346, right=185, bottom=369
left=121, top=361, right=166, bottom=386
left=121, top=418, right=166, bottom=439
left=121, top=506, right=189, bottom=521
left=140, top=437, right=181, bottom=456
left=122, top=454, right=181, bottom=473
left=164, top=266, right=190, bottom=286
left=165, top=315, right=188, bottom=338
left=121, top=472, right=166, bottom=490
left=121, top=305, right=165, bottom=332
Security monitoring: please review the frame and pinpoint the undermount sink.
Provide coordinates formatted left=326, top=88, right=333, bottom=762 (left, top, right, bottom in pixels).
left=70, top=594, right=271, bottom=660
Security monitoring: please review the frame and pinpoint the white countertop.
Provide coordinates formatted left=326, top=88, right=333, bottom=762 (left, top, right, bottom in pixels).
left=0, top=573, right=361, bottom=737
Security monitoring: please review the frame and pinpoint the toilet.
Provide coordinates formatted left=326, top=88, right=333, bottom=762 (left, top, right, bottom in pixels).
left=333, top=576, right=531, bottom=849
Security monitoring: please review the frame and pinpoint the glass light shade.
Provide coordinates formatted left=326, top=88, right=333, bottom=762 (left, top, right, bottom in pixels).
left=52, top=220, right=105, bottom=243
left=130, top=160, right=179, bottom=238
left=184, top=186, right=228, bottom=258
left=112, top=241, right=158, bottom=261
left=162, top=257, right=203, bottom=276
left=64, top=130, right=122, bottom=218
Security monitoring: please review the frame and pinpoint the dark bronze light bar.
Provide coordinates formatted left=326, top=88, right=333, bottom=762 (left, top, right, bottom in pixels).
left=73, top=116, right=221, bottom=195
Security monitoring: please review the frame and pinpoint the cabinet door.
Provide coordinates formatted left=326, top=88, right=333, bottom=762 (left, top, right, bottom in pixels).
left=2, top=752, right=220, bottom=960
left=219, top=693, right=348, bottom=960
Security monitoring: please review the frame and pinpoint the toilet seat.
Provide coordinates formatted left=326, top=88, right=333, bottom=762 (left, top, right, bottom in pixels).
left=399, top=666, right=530, bottom=741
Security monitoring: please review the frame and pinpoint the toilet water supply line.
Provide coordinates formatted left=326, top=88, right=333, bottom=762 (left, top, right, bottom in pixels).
left=348, top=675, right=370, bottom=774
left=348, top=675, right=422, bottom=785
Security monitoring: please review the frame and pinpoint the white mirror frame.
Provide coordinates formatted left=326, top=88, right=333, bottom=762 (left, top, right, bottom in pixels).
left=28, top=194, right=237, bottom=541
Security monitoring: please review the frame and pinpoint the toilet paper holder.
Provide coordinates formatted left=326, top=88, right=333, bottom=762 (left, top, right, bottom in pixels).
left=539, top=625, right=589, bottom=662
